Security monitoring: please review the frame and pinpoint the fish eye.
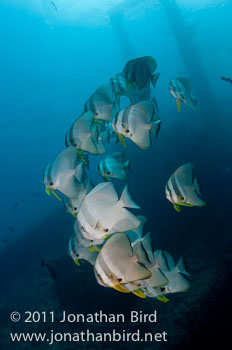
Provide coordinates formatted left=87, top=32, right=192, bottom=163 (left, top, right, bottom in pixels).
left=107, top=172, right=111, bottom=175
left=74, top=143, right=77, bottom=147
left=74, top=207, right=77, bottom=211
left=50, top=182, right=53, bottom=186
left=160, top=287, right=165, bottom=292
left=76, top=254, right=79, bottom=257
left=126, top=129, right=130, bottom=133
left=118, top=278, right=122, bottom=282
left=104, top=228, right=109, bottom=233
left=90, top=240, right=93, bottom=243
left=95, top=112, right=99, bottom=116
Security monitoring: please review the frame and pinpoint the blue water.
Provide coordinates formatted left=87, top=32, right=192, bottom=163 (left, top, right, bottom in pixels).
left=0, top=1, right=232, bottom=349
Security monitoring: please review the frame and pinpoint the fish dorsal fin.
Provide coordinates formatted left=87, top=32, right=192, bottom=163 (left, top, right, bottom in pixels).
left=74, top=111, right=95, bottom=134
left=148, top=266, right=169, bottom=287
left=163, top=251, right=175, bottom=270
left=151, top=72, right=160, bottom=88
left=52, top=147, right=77, bottom=175
left=108, top=152, right=125, bottom=163
left=119, top=185, right=140, bottom=209
left=177, top=77, right=192, bottom=93
left=175, top=163, right=194, bottom=187
left=154, top=250, right=169, bottom=270
left=131, top=101, right=154, bottom=124
left=95, top=83, right=114, bottom=103
left=133, top=240, right=150, bottom=266
left=88, top=182, right=118, bottom=201
left=176, top=257, right=191, bottom=276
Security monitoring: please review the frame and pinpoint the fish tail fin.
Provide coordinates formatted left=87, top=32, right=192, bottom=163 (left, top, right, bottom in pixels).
left=151, top=120, right=161, bottom=139
left=176, top=257, right=191, bottom=277
left=120, top=185, right=140, bottom=209
left=151, top=72, right=160, bottom=88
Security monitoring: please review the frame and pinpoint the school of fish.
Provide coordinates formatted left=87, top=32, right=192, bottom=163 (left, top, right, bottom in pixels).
left=43, top=56, right=205, bottom=302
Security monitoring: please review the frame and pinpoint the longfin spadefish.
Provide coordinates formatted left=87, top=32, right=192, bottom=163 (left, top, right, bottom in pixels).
left=174, top=204, right=181, bottom=213
left=176, top=99, right=181, bottom=112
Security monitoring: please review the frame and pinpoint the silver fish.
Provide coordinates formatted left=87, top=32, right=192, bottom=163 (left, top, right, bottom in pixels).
left=165, top=163, right=206, bottom=212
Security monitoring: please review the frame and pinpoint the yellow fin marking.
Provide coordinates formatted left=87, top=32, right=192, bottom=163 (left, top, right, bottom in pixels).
left=156, top=295, right=170, bottom=303
left=51, top=189, right=62, bottom=201
left=87, top=247, right=95, bottom=252
left=176, top=99, right=181, bottom=112
left=74, top=259, right=80, bottom=267
left=113, top=284, right=130, bottom=294
left=94, top=118, right=103, bottom=124
left=118, top=134, right=127, bottom=148
left=174, top=204, right=181, bottom=213
left=132, top=289, right=147, bottom=299
left=45, top=188, right=51, bottom=196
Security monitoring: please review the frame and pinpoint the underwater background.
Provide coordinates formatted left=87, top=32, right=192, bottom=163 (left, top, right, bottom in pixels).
left=0, top=0, right=232, bottom=349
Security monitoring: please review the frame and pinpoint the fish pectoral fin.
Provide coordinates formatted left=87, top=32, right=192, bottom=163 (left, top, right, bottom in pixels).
left=51, top=189, right=62, bottom=201
left=74, top=259, right=80, bottom=267
left=118, top=134, right=127, bottom=148
left=155, top=295, right=170, bottom=303
left=72, top=213, right=77, bottom=218
left=45, top=188, right=51, bottom=196
left=174, top=204, right=181, bottom=213
left=113, top=284, right=130, bottom=294
left=176, top=99, right=181, bottom=112
left=132, top=289, right=147, bottom=299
